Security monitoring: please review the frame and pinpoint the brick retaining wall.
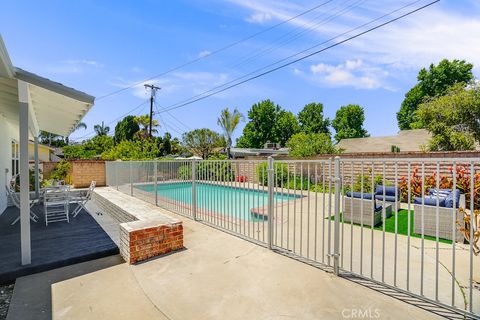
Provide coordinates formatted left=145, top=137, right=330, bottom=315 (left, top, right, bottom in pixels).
left=93, top=187, right=183, bottom=264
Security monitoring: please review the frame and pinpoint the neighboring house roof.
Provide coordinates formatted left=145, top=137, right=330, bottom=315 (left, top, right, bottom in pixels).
left=230, top=147, right=290, bottom=157
left=336, top=129, right=432, bottom=153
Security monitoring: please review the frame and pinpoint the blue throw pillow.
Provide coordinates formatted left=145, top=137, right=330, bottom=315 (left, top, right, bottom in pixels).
left=414, top=196, right=446, bottom=207
left=444, top=190, right=461, bottom=208
left=375, top=185, right=400, bottom=199
left=429, top=188, right=451, bottom=198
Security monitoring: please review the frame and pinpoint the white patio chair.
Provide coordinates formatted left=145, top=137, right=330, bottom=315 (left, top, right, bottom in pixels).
left=71, top=181, right=96, bottom=217
left=5, top=185, right=40, bottom=225
left=44, top=188, right=70, bottom=225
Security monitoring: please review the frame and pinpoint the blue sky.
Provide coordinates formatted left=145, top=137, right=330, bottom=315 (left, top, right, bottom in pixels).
left=1, top=0, right=479, bottom=143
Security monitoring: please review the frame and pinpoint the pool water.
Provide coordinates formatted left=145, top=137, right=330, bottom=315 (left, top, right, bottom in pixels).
left=136, top=182, right=299, bottom=220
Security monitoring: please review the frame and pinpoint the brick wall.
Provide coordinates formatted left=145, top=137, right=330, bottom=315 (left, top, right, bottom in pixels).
left=122, top=224, right=183, bottom=264
left=93, top=188, right=184, bottom=264
left=71, top=161, right=106, bottom=188
left=42, top=162, right=57, bottom=179
left=43, top=160, right=106, bottom=188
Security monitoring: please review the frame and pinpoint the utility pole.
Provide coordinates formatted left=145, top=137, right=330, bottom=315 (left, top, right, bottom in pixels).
left=144, top=84, right=161, bottom=137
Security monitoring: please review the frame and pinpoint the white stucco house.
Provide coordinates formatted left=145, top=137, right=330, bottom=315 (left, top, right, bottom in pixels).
left=0, top=35, right=95, bottom=264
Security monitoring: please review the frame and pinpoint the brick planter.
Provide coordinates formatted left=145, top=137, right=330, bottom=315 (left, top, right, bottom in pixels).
left=93, top=188, right=184, bottom=264
left=121, top=222, right=183, bottom=264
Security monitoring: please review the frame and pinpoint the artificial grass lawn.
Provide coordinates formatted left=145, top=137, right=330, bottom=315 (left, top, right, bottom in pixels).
left=333, top=210, right=452, bottom=244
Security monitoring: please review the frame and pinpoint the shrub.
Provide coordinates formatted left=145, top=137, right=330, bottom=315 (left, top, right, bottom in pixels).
left=347, top=171, right=391, bottom=193
left=197, top=161, right=235, bottom=182
left=177, top=165, right=192, bottom=180
left=256, top=162, right=289, bottom=186
left=13, top=169, right=38, bottom=191
left=287, top=175, right=310, bottom=190
left=286, top=132, right=337, bottom=158
left=50, top=160, right=72, bottom=184
left=399, top=165, right=480, bottom=208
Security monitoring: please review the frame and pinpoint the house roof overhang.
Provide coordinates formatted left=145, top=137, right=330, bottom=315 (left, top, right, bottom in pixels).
left=0, top=35, right=95, bottom=137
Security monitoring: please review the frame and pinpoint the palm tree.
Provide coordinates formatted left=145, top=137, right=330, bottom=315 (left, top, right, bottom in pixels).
left=94, top=121, right=110, bottom=136
left=217, top=108, right=243, bottom=158
left=65, top=121, right=87, bottom=145
left=135, top=114, right=159, bottom=138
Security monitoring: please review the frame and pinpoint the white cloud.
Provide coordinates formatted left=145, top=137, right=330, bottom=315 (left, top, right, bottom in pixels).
left=347, top=8, right=480, bottom=72
left=246, top=12, right=273, bottom=24
left=227, top=0, right=480, bottom=82
left=198, top=50, right=211, bottom=58
left=308, top=59, right=386, bottom=89
left=64, top=59, right=103, bottom=67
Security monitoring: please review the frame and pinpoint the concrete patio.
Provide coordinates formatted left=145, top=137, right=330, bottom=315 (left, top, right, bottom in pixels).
left=7, top=203, right=444, bottom=320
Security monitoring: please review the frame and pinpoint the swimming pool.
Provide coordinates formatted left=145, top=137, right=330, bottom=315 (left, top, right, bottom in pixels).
left=136, top=182, right=300, bottom=221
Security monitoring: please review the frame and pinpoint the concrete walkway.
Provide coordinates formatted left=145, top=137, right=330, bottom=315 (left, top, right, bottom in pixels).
left=8, top=207, right=444, bottom=320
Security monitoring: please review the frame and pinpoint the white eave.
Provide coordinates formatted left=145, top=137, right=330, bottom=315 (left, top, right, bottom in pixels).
left=0, top=34, right=95, bottom=137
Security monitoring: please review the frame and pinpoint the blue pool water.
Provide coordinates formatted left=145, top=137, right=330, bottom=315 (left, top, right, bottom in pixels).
left=136, top=182, right=299, bottom=220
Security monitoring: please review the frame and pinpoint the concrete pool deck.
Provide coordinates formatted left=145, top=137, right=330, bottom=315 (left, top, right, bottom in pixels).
left=103, top=185, right=480, bottom=314
left=8, top=202, right=444, bottom=320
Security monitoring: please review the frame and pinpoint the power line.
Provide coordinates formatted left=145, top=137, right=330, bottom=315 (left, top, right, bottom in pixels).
left=154, top=100, right=191, bottom=131
left=75, top=100, right=149, bottom=140
left=228, top=0, right=365, bottom=71
left=144, top=84, right=161, bottom=137
left=154, top=102, right=184, bottom=136
left=156, top=0, right=434, bottom=114
left=94, top=0, right=335, bottom=101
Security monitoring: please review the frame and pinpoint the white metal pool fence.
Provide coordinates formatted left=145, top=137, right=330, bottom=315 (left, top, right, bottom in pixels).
left=105, top=157, right=479, bottom=319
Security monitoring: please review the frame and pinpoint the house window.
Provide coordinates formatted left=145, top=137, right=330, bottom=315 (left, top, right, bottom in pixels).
left=11, top=140, right=19, bottom=177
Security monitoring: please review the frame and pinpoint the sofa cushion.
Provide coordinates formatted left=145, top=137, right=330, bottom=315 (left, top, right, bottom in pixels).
left=375, top=185, right=400, bottom=199
left=444, top=189, right=461, bottom=208
left=346, top=191, right=373, bottom=200
left=414, top=196, right=446, bottom=207
left=429, top=188, right=451, bottom=198
left=375, top=195, right=398, bottom=202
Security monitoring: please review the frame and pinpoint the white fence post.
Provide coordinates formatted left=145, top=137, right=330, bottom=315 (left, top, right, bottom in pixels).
left=154, top=161, right=158, bottom=206
left=130, top=162, right=133, bottom=196
left=192, top=159, right=197, bottom=221
left=115, top=162, right=119, bottom=191
left=267, top=156, right=274, bottom=250
left=333, top=156, right=341, bottom=276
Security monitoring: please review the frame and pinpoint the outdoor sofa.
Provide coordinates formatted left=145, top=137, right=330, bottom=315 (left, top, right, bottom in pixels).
left=343, top=185, right=399, bottom=227
left=413, top=188, right=465, bottom=242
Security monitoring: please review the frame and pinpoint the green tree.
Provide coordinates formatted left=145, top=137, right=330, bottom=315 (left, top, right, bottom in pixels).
left=397, top=59, right=474, bottom=130
left=63, top=135, right=114, bottom=159
left=94, top=121, right=110, bottom=136
left=297, top=102, right=330, bottom=134
left=114, top=115, right=140, bottom=143
left=182, top=128, right=225, bottom=159
left=65, top=121, right=87, bottom=145
left=236, top=99, right=298, bottom=148
left=332, top=104, right=369, bottom=142
left=415, top=82, right=479, bottom=151
left=39, top=131, right=65, bottom=147
left=217, top=108, right=244, bottom=158
left=170, top=137, right=182, bottom=155
left=286, top=132, right=337, bottom=158
left=101, top=139, right=161, bottom=160
left=135, top=114, right=159, bottom=138
left=277, top=110, right=300, bottom=146
left=161, top=132, right=172, bottom=155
